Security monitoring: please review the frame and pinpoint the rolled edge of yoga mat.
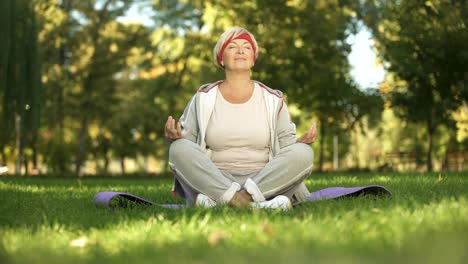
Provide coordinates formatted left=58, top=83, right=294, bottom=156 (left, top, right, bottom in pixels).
left=304, top=185, right=392, bottom=203
left=93, top=191, right=187, bottom=210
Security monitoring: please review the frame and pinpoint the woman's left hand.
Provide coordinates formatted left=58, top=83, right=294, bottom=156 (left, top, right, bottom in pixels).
left=297, top=122, right=317, bottom=144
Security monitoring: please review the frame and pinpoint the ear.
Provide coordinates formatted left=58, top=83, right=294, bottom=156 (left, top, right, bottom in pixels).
left=221, top=61, right=224, bottom=66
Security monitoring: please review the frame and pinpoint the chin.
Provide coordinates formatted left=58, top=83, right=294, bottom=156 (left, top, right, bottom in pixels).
left=227, top=64, right=253, bottom=71
left=228, top=67, right=252, bottom=72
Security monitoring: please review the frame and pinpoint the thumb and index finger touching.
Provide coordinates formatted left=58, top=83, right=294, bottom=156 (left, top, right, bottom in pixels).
left=166, top=116, right=183, bottom=139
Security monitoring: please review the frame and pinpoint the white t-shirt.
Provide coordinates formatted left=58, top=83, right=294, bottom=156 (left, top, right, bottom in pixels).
left=205, top=83, right=270, bottom=170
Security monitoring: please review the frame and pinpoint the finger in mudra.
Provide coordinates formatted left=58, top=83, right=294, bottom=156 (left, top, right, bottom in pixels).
left=165, top=116, right=183, bottom=140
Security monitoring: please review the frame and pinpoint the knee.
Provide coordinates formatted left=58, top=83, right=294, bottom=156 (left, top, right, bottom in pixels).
left=289, top=143, right=314, bottom=170
left=169, top=139, right=194, bottom=163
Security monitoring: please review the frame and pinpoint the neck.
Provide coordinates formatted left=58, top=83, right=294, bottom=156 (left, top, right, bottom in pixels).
left=224, top=70, right=252, bottom=90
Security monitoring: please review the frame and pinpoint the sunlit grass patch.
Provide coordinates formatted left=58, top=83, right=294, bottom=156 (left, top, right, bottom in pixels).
left=1, top=173, right=467, bottom=263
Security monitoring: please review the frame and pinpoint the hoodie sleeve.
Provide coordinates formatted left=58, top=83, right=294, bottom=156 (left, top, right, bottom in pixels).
left=178, top=93, right=199, bottom=143
left=276, top=100, right=297, bottom=149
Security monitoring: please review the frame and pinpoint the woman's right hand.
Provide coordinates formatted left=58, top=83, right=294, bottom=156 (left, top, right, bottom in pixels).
left=165, top=116, right=183, bottom=141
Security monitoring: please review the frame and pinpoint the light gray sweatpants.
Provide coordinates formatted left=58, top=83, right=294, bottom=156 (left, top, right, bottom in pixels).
left=169, top=139, right=314, bottom=206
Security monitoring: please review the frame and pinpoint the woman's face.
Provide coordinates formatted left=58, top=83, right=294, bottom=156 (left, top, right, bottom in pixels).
left=221, top=39, right=255, bottom=71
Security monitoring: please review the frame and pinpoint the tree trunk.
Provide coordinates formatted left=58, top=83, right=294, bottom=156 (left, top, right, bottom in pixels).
left=103, top=153, right=109, bottom=174
left=57, top=37, right=66, bottom=173
left=0, top=0, right=12, bottom=90
left=15, top=113, right=22, bottom=175
left=144, top=156, right=149, bottom=174
left=120, top=156, right=126, bottom=175
left=318, top=117, right=325, bottom=172
left=441, top=150, right=449, bottom=172
left=56, top=0, right=70, bottom=174
left=32, top=140, right=38, bottom=174
left=23, top=154, right=28, bottom=176
left=75, top=115, right=89, bottom=176
left=354, top=128, right=360, bottom=169
left=0, top=147, right=6, bottom=166
left=333, top=135, right=339, bottom=171
left=426, top=118, right=434, bottom=172
left=73, top=0, right=108, bottom=176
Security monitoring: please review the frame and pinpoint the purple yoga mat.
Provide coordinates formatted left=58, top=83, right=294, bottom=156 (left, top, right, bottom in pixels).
left=94, top=191, right=187, bottom=210
left=305, top=185, right=392, bottom=202
left=94, top=185, right=391, bottom=209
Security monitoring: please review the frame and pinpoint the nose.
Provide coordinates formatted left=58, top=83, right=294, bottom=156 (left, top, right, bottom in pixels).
left=237, top=46, right=245, bottom=54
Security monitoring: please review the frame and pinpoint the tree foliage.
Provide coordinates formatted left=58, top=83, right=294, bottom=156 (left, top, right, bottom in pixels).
left=361, top=0, right=468, bottom=171
left=5, top=0, right=466, bottom=174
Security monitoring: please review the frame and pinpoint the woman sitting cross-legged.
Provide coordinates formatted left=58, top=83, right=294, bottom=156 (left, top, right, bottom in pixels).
left=165, top=27, right=317, bottom=209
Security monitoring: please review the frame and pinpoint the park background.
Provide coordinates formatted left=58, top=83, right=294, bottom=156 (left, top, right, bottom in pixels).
left=1, top=1, right=468, bottom=263
left=1, top=0, right=467, bottom=176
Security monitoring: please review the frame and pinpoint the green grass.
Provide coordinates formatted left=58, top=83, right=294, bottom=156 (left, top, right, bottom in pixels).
left=1, top=173, right=467, bottom=264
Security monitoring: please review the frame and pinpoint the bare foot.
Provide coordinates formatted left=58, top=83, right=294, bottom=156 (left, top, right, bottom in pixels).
left=229, top=190, right=253, bottom=208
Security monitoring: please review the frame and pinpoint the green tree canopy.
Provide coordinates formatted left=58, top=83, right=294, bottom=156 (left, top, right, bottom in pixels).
left=361, top=0, right=468, bottom=171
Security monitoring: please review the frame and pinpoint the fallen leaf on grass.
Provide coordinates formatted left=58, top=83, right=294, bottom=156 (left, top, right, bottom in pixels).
left=261, top=222, right=275, bottom=237
left=208, top=230, right=226, bottom=246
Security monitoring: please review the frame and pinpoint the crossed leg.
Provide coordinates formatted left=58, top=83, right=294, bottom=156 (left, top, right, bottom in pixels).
left=168, top=139, right=313, bottom=206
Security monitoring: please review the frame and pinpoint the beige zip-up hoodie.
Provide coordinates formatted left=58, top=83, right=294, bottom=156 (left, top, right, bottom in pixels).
left=180, top=80, right=296, bottom=156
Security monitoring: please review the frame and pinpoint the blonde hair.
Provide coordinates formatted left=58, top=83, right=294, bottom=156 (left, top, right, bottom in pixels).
left=213, top=27, right=259, bottom=69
